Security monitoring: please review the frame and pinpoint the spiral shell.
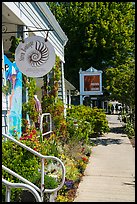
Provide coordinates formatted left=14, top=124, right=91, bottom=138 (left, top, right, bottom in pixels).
left=28, top=41, right=49, bottom=67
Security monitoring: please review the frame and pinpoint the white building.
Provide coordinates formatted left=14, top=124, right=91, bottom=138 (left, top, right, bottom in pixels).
left=64, top=79, right=77, bottom=108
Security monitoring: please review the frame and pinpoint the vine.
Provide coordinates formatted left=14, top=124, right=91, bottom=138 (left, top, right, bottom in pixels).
left=9, top=36, right=21, bottom=62
left=42, top=55, right=61, bottom=111
left=2, top=80, right=12, bottom=95
left=42, top=56, right=68, bottom=141
left=22, top=76, right=39, bottom=125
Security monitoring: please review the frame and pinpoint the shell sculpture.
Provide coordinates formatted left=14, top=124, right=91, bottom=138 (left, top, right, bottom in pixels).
left=28, top=41, right=49, bottom=67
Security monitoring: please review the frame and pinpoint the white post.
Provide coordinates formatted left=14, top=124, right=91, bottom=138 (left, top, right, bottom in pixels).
left=102, top=101, right=104, bottom=109
left=5, top=186, right=11, bottom=202
left=68, top=89, right=71, bottom=107
left=61, top=61, right=66, bottom=117
left=80, top=95, right=83, bottom=105
left=79, top=68, right=83, bottom=105
left=41, top=158, right=45, bottom=202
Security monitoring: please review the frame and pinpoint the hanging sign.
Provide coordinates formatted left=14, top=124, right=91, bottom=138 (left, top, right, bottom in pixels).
left=15, top=36, right=56, bottom=77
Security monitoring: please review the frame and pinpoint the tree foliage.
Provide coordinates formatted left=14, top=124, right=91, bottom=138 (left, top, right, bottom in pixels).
left=47, top=2, right=135, bottom=83
left=47, top=2, right=135, bottom=104
left=105, top=62, right=135, bottom=108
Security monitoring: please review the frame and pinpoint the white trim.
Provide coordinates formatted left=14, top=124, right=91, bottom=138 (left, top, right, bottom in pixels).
left=3, top=2, right=68, bottom=62
left=80, top=71, right=103, bottom=96
left=61, top=62, right=66, bottom=117
left=65, top=79, right=76, bottom=90
left=36, top=2, right=68, bottom=46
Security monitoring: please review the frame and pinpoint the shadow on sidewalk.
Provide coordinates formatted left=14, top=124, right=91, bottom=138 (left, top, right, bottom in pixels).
left=109, top=126, right=125, bottom=134
left=92, top=137, right=122, bottom=146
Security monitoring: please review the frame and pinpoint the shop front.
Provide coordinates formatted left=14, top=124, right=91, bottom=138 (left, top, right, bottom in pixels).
left=2, top=2, right=68, bottom=138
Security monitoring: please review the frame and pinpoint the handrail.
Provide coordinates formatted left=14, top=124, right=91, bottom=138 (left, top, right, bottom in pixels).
left=2, top=133, right=65, bottom=201
left=2, top=178, right=42, bottom=202
left=2, top=165, right=40, bottom=193
left=40, top=113, right=52, bottom=141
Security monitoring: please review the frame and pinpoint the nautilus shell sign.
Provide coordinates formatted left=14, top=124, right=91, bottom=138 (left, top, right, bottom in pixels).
left=15, top=36, right=56, bottom=77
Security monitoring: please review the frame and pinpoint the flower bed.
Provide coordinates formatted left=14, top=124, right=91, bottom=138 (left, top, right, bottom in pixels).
left=2, top=105, right=109, bottom=202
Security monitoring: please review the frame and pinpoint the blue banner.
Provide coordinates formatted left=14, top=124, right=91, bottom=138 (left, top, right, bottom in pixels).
left=4, top=55, right=22, bottom=138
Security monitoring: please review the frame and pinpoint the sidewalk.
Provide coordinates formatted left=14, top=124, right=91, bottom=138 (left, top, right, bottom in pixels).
left=73, top=114, right=135, bottom=202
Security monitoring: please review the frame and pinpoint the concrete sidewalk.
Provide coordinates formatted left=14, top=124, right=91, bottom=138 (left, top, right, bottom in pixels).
left=74, top=114, right=135, bottom=202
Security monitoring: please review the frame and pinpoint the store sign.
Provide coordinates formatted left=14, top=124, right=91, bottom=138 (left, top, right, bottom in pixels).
left=79, top=67, right=103, bottom=96
left=84, top=75, right=100, bottom=91
left=15, top=36, right=56, bottom=77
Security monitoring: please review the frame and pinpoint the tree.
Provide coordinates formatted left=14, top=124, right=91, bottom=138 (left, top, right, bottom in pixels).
left=105, top=61, right=135, bottom=109
left=47, top=2, right=135, bottom=91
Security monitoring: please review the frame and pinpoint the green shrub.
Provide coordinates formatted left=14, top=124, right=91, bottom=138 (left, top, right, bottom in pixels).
left=91, top=107, right=110, bottom=136
left=66, top=105, right=109, bottom=143
left=2, top=137, right=59, bottom=202
left=2, top=138, right=40, bottom=202
left=124, top=122, right=135, bottom=138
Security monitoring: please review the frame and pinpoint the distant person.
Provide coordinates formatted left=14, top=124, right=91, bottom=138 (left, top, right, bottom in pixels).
left=115, top=104, right=118, bottom=114
left=111, top=105, right=114, bottom=114
left=125, top=106, right=128, bottom=114
left=108, top=106, right=111, bottom=114
left=119, top=107, right=122, bottom=114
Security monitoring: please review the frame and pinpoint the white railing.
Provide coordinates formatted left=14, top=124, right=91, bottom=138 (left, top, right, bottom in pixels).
left=40, top=113, right=52, bottom=141
left=2, top=178, right=42, bottom=202
left=2, top=133, right=66, bottom=202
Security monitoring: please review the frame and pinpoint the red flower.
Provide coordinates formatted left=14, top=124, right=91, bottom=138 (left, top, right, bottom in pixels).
left=82, top=157, right=88, bottom=162
left=32, top=129, right=36, bottom=134
left=27, top=133, right=32, bottom=139
left=14, top=130, right=16, bottom=132
left=20, top=137, right=26, bottom=140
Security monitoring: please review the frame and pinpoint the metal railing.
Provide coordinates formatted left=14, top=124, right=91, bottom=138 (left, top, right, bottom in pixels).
left=2, top=178, right=42, bottom=202
left=2, top=133, right=66, bottom=202
left=40, top=113, right=52, bottom=141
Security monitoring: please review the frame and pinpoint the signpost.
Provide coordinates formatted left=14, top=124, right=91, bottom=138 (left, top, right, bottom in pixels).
left=79, top=67, right=103, bottom=105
